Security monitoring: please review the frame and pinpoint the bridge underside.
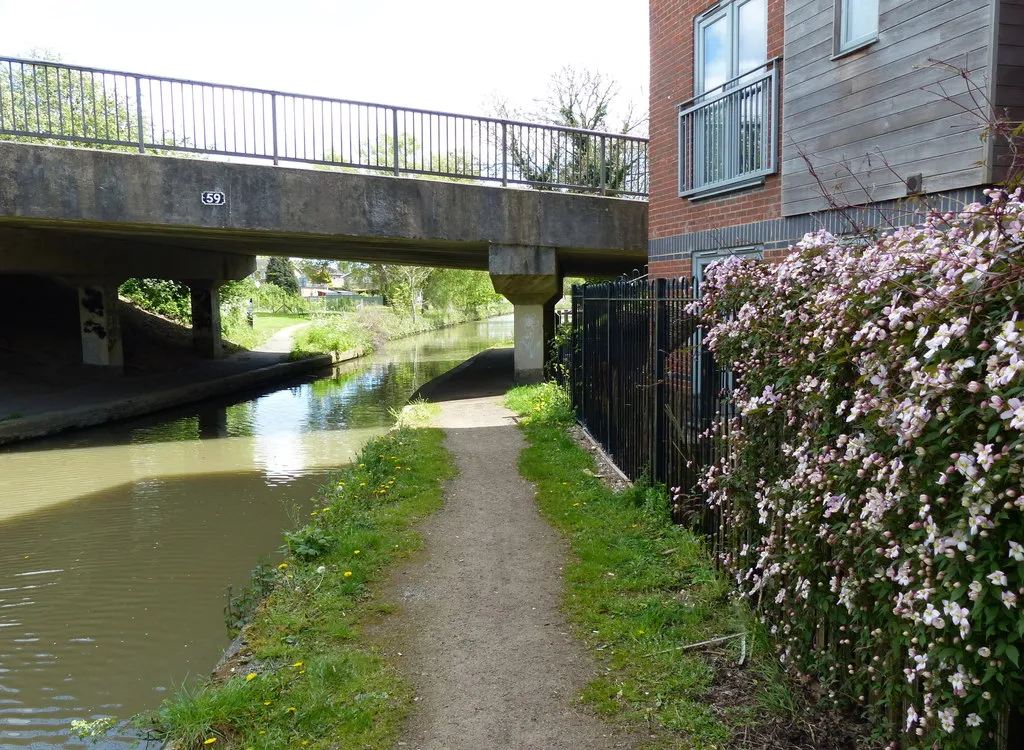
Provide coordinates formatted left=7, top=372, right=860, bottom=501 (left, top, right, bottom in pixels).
left=0, top=142, right=647, bottom=380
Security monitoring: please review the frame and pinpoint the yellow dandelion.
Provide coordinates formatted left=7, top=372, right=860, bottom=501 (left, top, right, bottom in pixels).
left=353, top=550, right=360, bottom=554
left=245, top=673, right=257, bottom=681
left=310, top=510, right=318, bottom=516
left=287, top=706, right=296, bottom=712
left=359, top=463, right=365, bottom=467
left=263, top=701, right=271, bottom=706
left=292, top=661, right=304, bottom=668
left=203, top=739, right=217, bottom=745
left=277, top=563, right=288, bottom=570
left=344, top=571, right=353, bottom=577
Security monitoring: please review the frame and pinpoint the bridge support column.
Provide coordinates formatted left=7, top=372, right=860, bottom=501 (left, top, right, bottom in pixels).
left=76, top=281, right=124, bottom=369
left=489, top=245, right=561, bottom=384
left=187, top=280, right=223, bottom=359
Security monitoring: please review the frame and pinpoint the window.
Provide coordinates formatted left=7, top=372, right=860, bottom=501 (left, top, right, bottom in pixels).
left=695, top=0, right=767, bottom=95
left=835, top=0, right=879, bottom=55
left=679, top=0, right=776, bottom=197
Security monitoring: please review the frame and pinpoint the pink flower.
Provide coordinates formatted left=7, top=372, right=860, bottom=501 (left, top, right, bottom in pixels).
left=988, top=570, right=1008, bottom=587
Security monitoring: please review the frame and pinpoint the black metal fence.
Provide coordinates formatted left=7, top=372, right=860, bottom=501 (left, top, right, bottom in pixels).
left=559, top=276, right=733, bottom=530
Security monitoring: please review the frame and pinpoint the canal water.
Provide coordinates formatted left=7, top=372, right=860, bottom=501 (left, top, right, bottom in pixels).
left=0, top=315, right=512, bottom=747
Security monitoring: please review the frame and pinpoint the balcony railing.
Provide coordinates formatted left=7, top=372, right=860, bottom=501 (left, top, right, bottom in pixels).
left=678, top=60, right=778, bottom=198
left=0, top=56, right=649, bottom=197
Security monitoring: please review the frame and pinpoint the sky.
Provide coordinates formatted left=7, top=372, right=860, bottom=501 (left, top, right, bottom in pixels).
left=0, top=0, right=649, bottom=123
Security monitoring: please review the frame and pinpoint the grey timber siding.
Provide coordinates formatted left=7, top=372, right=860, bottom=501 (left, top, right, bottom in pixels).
left=781, top=0, right=995, bottom=217
left=994, top=0, right=1024, bottom=182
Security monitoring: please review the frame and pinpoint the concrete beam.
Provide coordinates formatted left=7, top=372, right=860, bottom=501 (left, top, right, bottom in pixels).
left=0, top=141, right=647, bottom=275
left=0, top=227, right=255, bottom=281
left=75, top=281, right=123, bottom=368
left=489, top=244, right=561, bottom=384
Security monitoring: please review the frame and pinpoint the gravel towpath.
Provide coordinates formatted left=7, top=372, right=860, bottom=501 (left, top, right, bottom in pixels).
left=375, top=349, right=639, bottom=750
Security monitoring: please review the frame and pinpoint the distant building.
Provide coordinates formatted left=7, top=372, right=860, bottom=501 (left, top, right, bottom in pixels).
left=647, top=0, right=1024, bottom=278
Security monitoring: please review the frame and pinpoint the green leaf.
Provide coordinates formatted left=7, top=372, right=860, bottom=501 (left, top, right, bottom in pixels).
left=987, top=421, right=1001, bottom=440
left=1007, top=644, right=1020, bottom=668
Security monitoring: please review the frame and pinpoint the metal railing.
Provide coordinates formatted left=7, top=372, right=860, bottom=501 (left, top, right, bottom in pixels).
left=0, top=56, right=648, bottom=197
left=561, top=276, right=733, bottom=529
left=678, top=59, right=778, bottom=197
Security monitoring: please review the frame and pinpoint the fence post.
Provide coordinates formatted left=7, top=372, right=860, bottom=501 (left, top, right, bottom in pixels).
left=606, top=282, right=616, bottom=454
left=599, top=135, right=607, bottom=195
left=392, top=108, right=400, bottom=176
left=271, top=95, right=279, bottom=165
left=653, top=277, right=668, bottom=485
left=501, top=121, right=508, bottom=186
left=134, top=77, right=145, bottom=153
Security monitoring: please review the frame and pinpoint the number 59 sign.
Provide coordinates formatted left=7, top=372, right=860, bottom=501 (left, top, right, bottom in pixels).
left=201, top=191, right=226, bottom=206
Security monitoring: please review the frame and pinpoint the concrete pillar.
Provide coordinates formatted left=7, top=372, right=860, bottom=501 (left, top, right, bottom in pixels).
left=488, top=244, right=561, bottom=384
left=187, top=280, right=223, bottom=359
left=77, top=282, right=124, bottom=368
left=198, top=408, right=229, bottom=439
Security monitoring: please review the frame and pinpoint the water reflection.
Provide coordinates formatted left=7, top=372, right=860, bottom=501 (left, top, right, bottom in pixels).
left=0, top=316, right=511, bottom=747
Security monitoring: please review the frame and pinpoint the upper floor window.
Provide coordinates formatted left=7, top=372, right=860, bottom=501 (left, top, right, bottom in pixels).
left=679, top=0, right=776, bottom=198
left=696, top=0, right=767, bottom=95
left=835, top=0, right=879, bottom=55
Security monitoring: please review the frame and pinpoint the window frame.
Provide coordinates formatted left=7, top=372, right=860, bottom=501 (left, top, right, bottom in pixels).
left=833, top=0, right=879, bottom=57
left=694, top=0, right=767, bottom=96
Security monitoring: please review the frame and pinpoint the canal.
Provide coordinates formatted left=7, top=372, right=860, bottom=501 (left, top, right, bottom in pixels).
left=0, top=315, right=512, bottom=747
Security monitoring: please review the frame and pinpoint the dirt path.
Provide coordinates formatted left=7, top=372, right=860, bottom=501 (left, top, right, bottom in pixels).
left=257, top=322, right=310, bottom=353
left=375, top=350, right=640, bottom=750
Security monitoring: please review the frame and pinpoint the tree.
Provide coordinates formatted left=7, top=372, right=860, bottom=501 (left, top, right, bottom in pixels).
left=363, top=263, right=434, bottom=320
left=493, top=65, right=647, bottom=194
left=0, top=51, right=143, bottom=150
left=423, top=269, right=502, bottom=317
left=265, top=256, right=300, bottom=295
left=297, top=259, right=334, bottom=286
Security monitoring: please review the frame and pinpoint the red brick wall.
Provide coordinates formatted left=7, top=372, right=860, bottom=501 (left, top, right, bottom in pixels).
left=649, top=0, right=786, bottom=242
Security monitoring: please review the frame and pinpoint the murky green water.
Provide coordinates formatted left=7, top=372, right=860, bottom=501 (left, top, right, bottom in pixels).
left=0, top=316, right=512, bottom=747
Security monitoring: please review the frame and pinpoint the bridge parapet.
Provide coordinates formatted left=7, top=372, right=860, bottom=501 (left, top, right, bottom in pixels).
left=0, top=56, right=648, bottom=197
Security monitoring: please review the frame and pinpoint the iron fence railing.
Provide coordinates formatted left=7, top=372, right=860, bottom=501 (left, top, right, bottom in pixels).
left=557, top=277, right=1024, bottom=748
left=0, top=56, right=648, bottom=197
left=678, top=59, right=778, bottom=198
left=561, top=276, right=733, bottom=529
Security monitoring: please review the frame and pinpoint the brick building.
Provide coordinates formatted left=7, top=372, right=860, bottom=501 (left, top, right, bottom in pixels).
left=647, top=0, right=1024, bottom=279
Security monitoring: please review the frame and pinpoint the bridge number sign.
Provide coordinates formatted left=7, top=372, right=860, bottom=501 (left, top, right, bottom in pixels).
left=201, top=191, right=226, bottom=206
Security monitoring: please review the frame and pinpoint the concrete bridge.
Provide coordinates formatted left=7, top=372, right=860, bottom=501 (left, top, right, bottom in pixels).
left=0, top=57, right=648, bottom=382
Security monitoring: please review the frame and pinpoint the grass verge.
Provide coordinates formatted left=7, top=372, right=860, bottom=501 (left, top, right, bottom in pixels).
left=140, top=422, right=454, bottom=749
left=505, top=382, right=799, bottom=749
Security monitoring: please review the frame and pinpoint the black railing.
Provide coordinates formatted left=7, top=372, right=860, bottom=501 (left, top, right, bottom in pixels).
left=0, top=56, right=648, bottom=197
left=561, top=276, right=733, bottom=528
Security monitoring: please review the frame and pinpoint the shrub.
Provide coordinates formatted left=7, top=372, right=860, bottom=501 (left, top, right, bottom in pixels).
left=291, top=315, right=372, bottom=357
left=695, top=189, right=1024, bottom=747
left=119, top=278, right=192, bottom=323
